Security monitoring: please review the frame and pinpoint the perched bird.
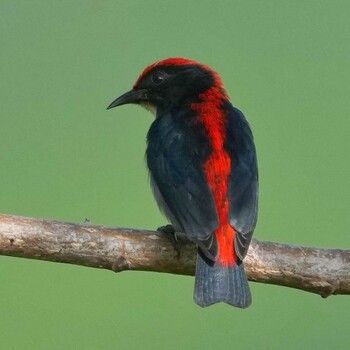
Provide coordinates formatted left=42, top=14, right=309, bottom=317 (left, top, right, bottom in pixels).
left=107, top=58, right=258, bottom=308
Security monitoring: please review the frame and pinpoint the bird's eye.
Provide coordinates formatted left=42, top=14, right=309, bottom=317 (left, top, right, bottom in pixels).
left=151, top=72, right=166, bottom=85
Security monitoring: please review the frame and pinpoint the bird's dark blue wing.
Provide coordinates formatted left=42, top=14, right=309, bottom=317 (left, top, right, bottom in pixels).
left=146, top=111, right=219, bottom=260
left=225, top=105, right=259, bottom=260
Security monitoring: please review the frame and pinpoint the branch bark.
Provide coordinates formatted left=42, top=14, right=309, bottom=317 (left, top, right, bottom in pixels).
left=0, top=213, right=349, bottom=298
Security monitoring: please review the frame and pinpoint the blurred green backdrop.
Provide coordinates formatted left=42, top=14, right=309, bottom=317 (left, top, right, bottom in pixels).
left=0, top=1, right=349, bottom=349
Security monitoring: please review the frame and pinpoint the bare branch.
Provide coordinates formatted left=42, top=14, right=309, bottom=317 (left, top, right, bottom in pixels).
left=0, top=213, right=349, bottom=297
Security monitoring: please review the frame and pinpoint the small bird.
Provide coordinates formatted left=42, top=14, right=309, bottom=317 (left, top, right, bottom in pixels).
left=107, top=58, right=258, bottom=308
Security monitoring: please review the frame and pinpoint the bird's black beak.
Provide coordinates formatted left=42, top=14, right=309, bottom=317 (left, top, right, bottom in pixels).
left=107, top=89, right=148, bottom=110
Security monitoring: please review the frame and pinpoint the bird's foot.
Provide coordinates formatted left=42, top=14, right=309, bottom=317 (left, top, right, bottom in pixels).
left=157, top=224, right=182, bottom=257
left=157, top=224, right=176, bottom=235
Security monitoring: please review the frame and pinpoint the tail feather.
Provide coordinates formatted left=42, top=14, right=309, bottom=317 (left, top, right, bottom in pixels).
left=194, top=253, right=251, bottom=308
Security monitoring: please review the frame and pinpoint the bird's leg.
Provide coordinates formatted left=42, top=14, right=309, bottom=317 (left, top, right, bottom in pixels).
left=157, top=224, right=178, bottom=246
left=157, top=224, right=187, bottom=257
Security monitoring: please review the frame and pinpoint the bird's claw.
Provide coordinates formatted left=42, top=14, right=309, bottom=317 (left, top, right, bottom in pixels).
left=157, top=224, right=181, bottom=257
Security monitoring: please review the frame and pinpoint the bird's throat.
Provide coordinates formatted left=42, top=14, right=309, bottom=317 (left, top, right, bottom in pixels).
left=140, top=102, right=157, bottom=117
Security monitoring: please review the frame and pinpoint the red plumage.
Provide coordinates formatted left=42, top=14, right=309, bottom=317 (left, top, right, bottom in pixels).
left=191, top=89, right=236, bottom=267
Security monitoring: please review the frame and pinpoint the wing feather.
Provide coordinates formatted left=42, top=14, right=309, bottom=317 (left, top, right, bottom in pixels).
left=146, top=112, right=219, bottom=260
left=225, top=105, right=259, bottom=260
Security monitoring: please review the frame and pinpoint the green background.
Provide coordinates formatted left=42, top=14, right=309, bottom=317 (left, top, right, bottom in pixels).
left=1, top=1, right=349, bottom=349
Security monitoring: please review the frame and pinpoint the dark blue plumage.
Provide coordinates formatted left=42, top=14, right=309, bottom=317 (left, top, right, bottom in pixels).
left=225, top=104, right=259, bottom=260
left=146, top=108, right=220, bottom=260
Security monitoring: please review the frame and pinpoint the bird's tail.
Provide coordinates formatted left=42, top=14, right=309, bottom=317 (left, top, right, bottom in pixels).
left=194, top=253, right=251, bottom=308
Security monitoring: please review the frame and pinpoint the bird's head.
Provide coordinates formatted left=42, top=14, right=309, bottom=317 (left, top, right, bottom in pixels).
left=107, top=58, right=228, bottom=116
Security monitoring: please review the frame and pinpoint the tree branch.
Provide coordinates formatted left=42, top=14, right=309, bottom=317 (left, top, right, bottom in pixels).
left=0, top=213, right=349, bottom=297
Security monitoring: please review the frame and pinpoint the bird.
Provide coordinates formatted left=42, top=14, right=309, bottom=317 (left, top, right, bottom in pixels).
left=107, top=58, right=258, bottom=308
